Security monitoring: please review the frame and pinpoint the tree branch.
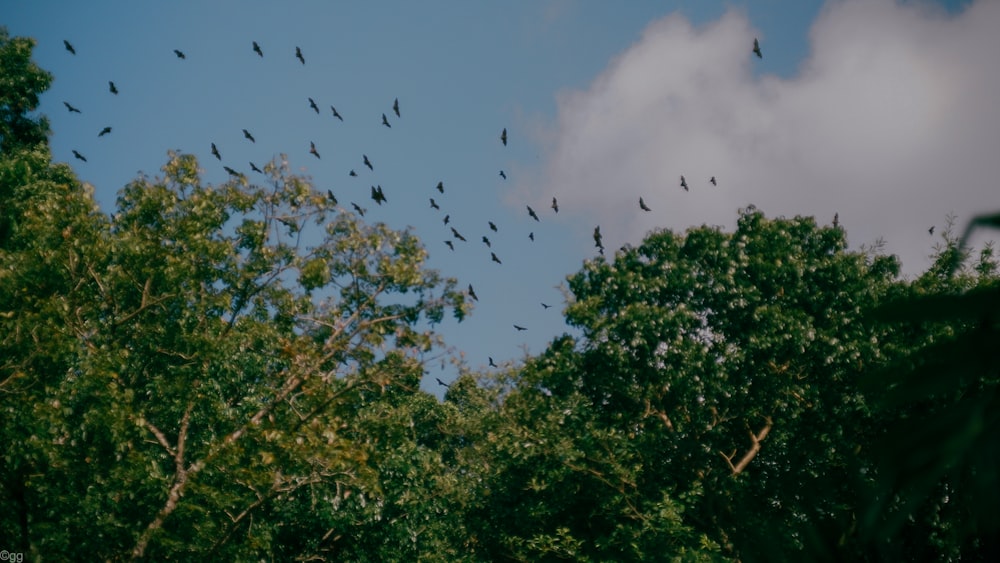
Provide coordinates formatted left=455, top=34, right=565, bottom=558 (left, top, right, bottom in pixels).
left=719, top=417, right=773, bottom=475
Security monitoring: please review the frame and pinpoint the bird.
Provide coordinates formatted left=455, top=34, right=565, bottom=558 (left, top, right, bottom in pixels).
left=250, top=162, right=263, bottom=174
left=371, top=185, right=387, bottom=205
left=309, top=142, right=320, bottom=159
left=309, top=98, right=319, bottom=113
left=513, top=324, right=527, bottom=331
left=393, top=98, right=400, bottom=118
left=430, top=198, right=440, bottom=210
left=252, top=41, right=263, bottom=57
left=98, top=127, right=111, bottom=137
left=541, top=303, right=551, bottom=309
left=72, top=150, right=87, bottom=162
left=482, top=236, right=491, bottom=248
left=488, top=357, right=497, bottom=367
left=488, top=221, right=498, bottom=232
left=363, top=155, right=373, bottom=171
left=753, top=38, right=763, bottom=59
left=174, top=49, right=186, bottom=59
left=223, top=166, right=240, bottom=176
left=929, top=226, right=935, bottom=235
left=211, top=143, right=221, bottom=161
left=527, top=206, right=539, bottom=221
left=327, top=190, right=338, bottom=205
left=242, top=129, right=255, bottom=143
left=450, top=227, right=466, bottom=242
left=436, top=377, right=450, bottom=388
left=552, top=198, right=559, bottom=213
left=529, top=232, right=534, bottom=241
left=108, top=81, right=118, bottom=95
left=351, top=202, right=366, bottom=216
left=331, top=106, right=343, bottom=121
left=639, top=197, right=651, bottom=212
left=593, top=226, right=604, bottom=253
left=63, top=40, right=75, bottom=54
left=382, top=113, right=391, bottom=128
left=680, top=175, right=689, bottom=191
left=295, top=46, right=305, bottom=65
left=436, top=181, right=444, bottom=193
left=443, top=215, right=450, bottom=225
left=499, top=170, right=507, bottom=180
left=349, top=169, right=358, bottom=177
left=500, top=128, right=507, bottom=146
left=468, top=284, right=479, bottom=301
left=445, top=240, right=455, bottom=251
left=491, top=252, right=502, bottom=264
left=832, top=213, right=839, bottom=228
left=710, top=176, right=717, bottom=186
left=63, top=101, right=81, bottom=114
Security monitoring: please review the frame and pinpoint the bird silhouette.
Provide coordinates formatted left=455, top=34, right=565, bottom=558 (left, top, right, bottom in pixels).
left=310, top=142, right=320, bottom=159
left=482, top=236, right=491, bottom=248
left=327, top=190, right=338, bottom=205
left=253, top=41, right=263, bottom=57
left=331, top=106, right=343, bottom=121
left=72, top=150, right=87, bottom=162
left=250, top=162, right=263, bottom=174
left=491, top=252, right=502, bottom=264
left=929, top=226, right=935, bottom=235
left=501, top=128, right=507, bottom=146
left=489, top=357, right=497, bottom=367
left=488, top=221, right=498, bottom=232
left=174, top=49, right=186, bottom=59
left=351, top=202, right=366, bottom=216
left=513, top=324, right=527, bottom=331
left=211, top=143, right=221, bottom=161
left=63, top=101, right=81, bottom=114
left=223, top=166, right=240, bottom=176
left=639, top=197, right=651, bottom=211
left=527, top=206, right=539, bottom=221
left=529, top=232, right=534, bottom=241
left=430, top=198, right=440, bottom=210
left=63, top=40, right=75, bottom=54
left=551, top=197, right=559, bottom=213
left=499, top=170, right=507, bottom=179
left=363, top=155, right=373, bottom=171
left=541, top=303, right=551, bottom=309
left=445, top=240, right=454, bottom=251
left=393, top=98, right=400, bottom=118
left=436, top=377, right=450, bottom=388
left=382, top=113, right=391, bottom=128
left=833, top=213, right=839, bottom=228
left=680, top=175, right=689, bottom=191
left=450, top=227, right=466, bottom=242
left=98, top=127, right=111, bottom=137
left=436, top=181, right=444, bottom=193
left=443, top=214, right=450, bottom=225
left=710, top=176, right=717, bottom=186
left=109, top=81, right=118, bottom=95
left=468, top=284, right=478, bottom=301
left=593, top=226, right=604, bottom=253
left=309, top=98, right=319, bottom=113
left=753, top=38, right=763, bottom=59
left=349, top=169, right=358, bottom=177
left=371, top=185, right=387, bottom=205
left=295, top=46, right=305, bottom=64
left=242, top=129, right=255, bottom=143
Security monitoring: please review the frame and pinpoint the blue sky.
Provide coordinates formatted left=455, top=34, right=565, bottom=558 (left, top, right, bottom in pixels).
left=6, top=0, right=994, bottom=394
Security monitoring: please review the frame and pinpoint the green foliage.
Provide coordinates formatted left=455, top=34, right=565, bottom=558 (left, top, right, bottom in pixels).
left=0, top=26, right=52, bottom=154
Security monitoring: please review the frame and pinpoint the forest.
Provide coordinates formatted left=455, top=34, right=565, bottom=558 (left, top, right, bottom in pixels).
left=2, top=28, right=999, bottom=561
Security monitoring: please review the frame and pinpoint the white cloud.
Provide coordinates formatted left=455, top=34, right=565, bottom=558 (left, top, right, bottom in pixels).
left=522, top=0, right=1000, bottom=273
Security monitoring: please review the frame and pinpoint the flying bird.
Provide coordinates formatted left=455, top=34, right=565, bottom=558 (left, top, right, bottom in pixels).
left=436, top=181, right=444, bottom=193
left=382, top=113, right=391, bottom=128
left=393, top=98, right=400, bottom=118
left=72, top=150, right=87, bottom=162
left=513, top=324, right=527, bottom=331
left=250, top=162, right=263, bottom=174
left=500, top=128, right=507, bottom=146
left=174, top=49, right=186, bottom=59
left=593, top=226, right=604, bottom=253
left=242, top=129, right=255, bottom=143
left=349, top=169, right=358, bottom=177
left=63, top=101, right=81, bottom=113
left=309, top=98, right=319, bottom=113
left=331, top=106, right=343, bottom=121
left=710, top=176, right=717, bottom=186
left=491, top=252, right=502, bottom=264
left=929, top=226, right=935, bottom=235
left=680, top=175, right=689, bottom=191
left=295, top=46, right=305, bottom=64
left=529, top=232, right=534, bottom=241
left=499, top=170, right=506, bottom=179
left=482, top=236, right=491, bottom=248
left=450, top=227, right=466, bottom=242
left=527, top=206, right=539, bottom=221
left=309, top=142, right=320, bottom=159
left=211, top=143, right=221, bottom=161
left=443, top=214, right=450, bottom=225
left=753, top=38, right=763, bottom=59
left=445, top=240, right=454, bottom=251
left=371, top=185, right=387, bottom=205
left=430, top=198, right=440, bottom=210
left=639, top=197, right=651, bottom=212
left=363, top=155, right=373, bottom=170
left=436, top=378, right=450, bottom=388
left=252, top=41, right=263, bottom=57
left=351, top=202, right=366, bottom=216
left=98, top=126, right=111, bottom=137
left=327, top=190, right=338, bottom=205
left=552, top=197, right=559, bottom=213
left=541, top=303, right=551, bottom=309
left=468, top=284, right=478, bottom=301
left=489, top=357, right=497, bottom=367
left=223, top=166, right=240, bottom=176
left=488, top=221, right=497, bottom=232
left=108, top=81, right=118, bottom=95
left=63, top=40, right=75, bottom=54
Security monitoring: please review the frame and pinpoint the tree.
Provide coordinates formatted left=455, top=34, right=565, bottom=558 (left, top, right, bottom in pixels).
left=0, top=26, right=51, bottom=154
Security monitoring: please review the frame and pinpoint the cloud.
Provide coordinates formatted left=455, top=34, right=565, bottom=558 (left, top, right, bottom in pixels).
left=522, top=0, right=1000, bottom=274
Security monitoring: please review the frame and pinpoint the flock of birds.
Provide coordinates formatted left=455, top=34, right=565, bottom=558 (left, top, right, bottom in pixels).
left=55, top=35, right=775, bottom=387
